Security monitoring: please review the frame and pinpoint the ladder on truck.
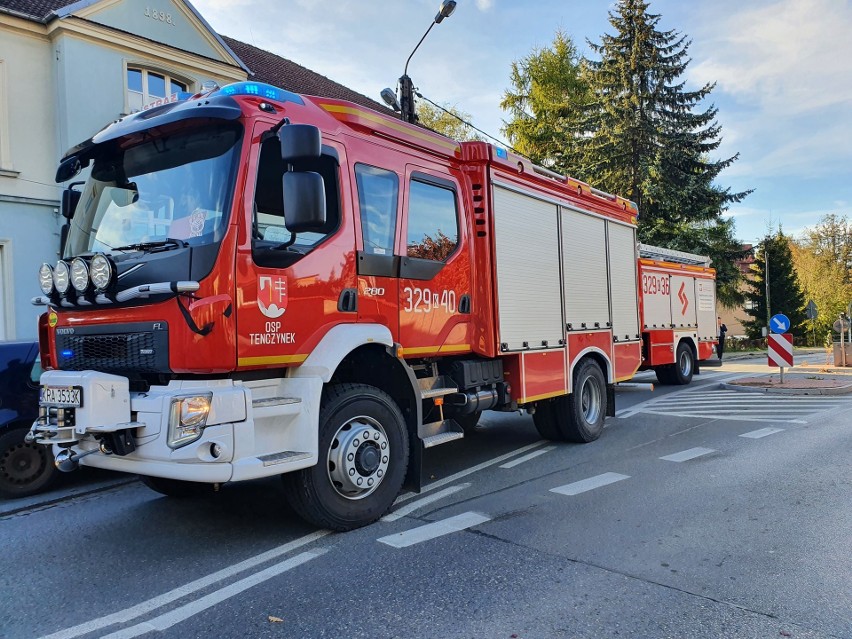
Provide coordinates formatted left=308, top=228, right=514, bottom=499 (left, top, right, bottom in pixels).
left=639, top=244, right=711, bottom=267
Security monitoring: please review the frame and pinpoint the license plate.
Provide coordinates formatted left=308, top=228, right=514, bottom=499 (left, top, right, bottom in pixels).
left=40, top=386, right=82, bottom=407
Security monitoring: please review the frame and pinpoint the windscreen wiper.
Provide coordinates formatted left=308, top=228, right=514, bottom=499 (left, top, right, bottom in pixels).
left=111, top=238, right=189, bottom=254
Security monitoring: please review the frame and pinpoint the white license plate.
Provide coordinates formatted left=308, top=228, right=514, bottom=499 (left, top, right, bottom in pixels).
left=40, top=386, right=82, bottom=407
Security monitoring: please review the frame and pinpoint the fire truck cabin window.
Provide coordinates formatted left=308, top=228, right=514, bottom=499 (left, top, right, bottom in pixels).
left=252, top=136, right=341, bottom=267
left=407, top=179, right=458, bottom=261
left=355, top=164, right=399, bottom=256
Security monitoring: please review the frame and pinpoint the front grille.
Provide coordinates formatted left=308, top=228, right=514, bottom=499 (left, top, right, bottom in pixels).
left=56, top=322, right=169, bottom=374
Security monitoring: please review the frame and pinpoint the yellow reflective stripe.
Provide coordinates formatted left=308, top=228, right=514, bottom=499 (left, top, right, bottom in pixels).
left=402, top=344, right=471, bottom=356
left=238, top=354, right=309, bottom=366
left=519, top=390, right=567, bottom=403
left=318, top=103, right=461, bottom=153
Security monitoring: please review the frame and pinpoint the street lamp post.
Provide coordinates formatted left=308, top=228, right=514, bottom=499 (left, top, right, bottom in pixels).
left=391, top=1, right=457, bottom=124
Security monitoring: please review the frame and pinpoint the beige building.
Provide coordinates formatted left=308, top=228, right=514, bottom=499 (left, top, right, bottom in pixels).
left=0, top=0, right=386, bottom=339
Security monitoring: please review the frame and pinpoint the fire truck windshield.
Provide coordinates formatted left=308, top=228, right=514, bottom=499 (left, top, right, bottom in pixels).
left=64, top=122, right=242, bottom=258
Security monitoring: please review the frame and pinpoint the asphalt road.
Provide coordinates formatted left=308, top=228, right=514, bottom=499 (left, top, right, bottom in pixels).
left=2, top=355, right=850, bottom=639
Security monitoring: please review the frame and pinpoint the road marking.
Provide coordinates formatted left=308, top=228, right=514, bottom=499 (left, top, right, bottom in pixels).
left=550, top=472, right=630, bottom=496
left=100, top=550, right=327, bottom=639
left=644, top=411, right=806, bottom=424
left=37, top=530, right=331, bottom=639
left=740, top=427, right=785, bottom=439
left=500, top=446, right=556, bottom=468
left=660, top=447, right=715, bottom=462
left=382, top=484, right=470, bottom=522
left=377, top=512, right=491, bottom=548
left=394, top=440, right=546, bottom=503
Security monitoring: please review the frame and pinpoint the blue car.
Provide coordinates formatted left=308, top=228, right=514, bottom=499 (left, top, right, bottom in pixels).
left=0, top=341, right=57, bottom=498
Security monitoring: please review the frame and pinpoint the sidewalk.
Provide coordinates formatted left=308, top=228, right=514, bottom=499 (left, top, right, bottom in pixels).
left=720, top=348, right=852, bottom=395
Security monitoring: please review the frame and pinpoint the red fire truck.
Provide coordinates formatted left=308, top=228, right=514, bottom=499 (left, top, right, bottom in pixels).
left=638, top=245, right=718, bottom=385
left=30, top=82, right=714, bottom=530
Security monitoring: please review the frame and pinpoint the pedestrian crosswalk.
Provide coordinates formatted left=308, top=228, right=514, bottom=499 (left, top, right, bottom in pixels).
left=617, top=387, right=852, bottom=423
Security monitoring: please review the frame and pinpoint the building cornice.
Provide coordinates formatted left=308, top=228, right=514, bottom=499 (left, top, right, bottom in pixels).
left=0, top=12, right=50, bottom=41
left=47, top=16, right=247, bottom=82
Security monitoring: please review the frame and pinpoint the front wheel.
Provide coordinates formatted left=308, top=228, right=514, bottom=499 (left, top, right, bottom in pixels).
left=282, top=383, right=409, bottom=531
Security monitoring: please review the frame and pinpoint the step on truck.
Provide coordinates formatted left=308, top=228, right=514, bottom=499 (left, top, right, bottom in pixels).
left=31, top=81, right=702, bottom=530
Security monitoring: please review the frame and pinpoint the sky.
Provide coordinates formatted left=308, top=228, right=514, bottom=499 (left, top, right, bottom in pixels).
left=193, top=0, right=852, bottom=245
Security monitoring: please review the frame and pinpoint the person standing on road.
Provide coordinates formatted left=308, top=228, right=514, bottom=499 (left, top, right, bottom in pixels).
left=717, top=317, right=728, bottom=360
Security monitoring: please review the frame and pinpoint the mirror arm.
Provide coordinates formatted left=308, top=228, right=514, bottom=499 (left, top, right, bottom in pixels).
left=262, top=117, right=291, bottom=143
left=271, top=231, right=297, bottom=250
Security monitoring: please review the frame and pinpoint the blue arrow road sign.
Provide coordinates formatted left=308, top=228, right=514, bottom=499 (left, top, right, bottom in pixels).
left=770, top=313, right=790, bottom=334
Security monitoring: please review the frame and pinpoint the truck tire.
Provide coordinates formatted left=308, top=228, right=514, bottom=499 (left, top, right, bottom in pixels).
left=532, top=359, right=607, bottom=443
left=139, top=476, right=212, bottom=498
left=282, top=383, right=409, bottom=531
left=657, top=342, right=694, bottom=386
left=0, top=429, right=58, bottom=498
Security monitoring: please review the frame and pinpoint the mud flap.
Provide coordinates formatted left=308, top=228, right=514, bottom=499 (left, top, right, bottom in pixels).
left=606, top=384, right=616, bottom=417
left=404, top=438, right=423, bottom=493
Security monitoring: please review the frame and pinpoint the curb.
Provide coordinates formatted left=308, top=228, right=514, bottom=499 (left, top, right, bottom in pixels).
left=719, top=381, right=852, bottom=396
left=0, top=477, right=137, bottom=517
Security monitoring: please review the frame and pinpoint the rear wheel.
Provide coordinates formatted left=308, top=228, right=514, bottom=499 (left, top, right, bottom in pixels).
left=282, top=383, right=409, bottom=531
left=532, top=359, right=608, bottom=443
left=0, top=429, right=57, bottom=498
left=139, top=476, right=212, bottom=498
left=656, top=342, right=695, bottom=386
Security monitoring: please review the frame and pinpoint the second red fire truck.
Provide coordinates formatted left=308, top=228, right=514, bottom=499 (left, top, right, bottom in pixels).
left=30, top=81, right=716, bottom=529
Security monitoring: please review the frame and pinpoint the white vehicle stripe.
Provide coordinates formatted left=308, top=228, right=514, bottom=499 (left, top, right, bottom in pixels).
left=377, top=512, right=491, bottom=548
left=550, top=472, right=630, bottom=496
left=660, top=447, right=715, bottom=462
left=100, top=550, right=326, bottom=639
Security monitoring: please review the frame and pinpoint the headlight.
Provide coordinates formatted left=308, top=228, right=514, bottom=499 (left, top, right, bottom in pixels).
left=53, top=261, right=70, bottom=295
left=167, top=394, right=212, bottom=448
left=38, top=263, right=54, bottom=295
left=89, top=253, right=114, bottom=292
left=70, top=257, right=89, bottom=293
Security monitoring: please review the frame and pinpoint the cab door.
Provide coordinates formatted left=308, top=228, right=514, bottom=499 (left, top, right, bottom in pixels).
left=397, top=166, right=472, bottom=356
left=353, top=162, right=402, bottom=340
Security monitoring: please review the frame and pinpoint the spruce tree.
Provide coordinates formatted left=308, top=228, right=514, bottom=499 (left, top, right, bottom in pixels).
left=742, top=231, right=807, bottom=339
left=583, top=0, right=750, bottom=306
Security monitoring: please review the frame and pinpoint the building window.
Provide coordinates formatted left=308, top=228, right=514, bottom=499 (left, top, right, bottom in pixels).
left=0, top=60, right=13, bottom=172
left=406, top=178, right=458, bottom=262
left=127, top=67, right=189, bottom=112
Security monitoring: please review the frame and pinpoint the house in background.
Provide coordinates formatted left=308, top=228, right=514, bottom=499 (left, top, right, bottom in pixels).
left=0, top=0, right=389, bottom=340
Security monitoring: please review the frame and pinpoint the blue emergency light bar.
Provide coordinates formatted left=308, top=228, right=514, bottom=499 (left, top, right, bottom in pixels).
left=216, top=82, right=304, bottom=105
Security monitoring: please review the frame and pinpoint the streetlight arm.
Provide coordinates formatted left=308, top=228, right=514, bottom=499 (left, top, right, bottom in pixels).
left=404, top=20, right=437, bottom=77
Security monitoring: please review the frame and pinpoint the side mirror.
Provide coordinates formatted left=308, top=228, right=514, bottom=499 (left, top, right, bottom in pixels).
left=59, top=223, right=70, bottom=256
left=283, top=172, right=326, bottom=233
left=61, top=184, right=83, bottom=219
left=280, top=124, right=321, bottom=163
left=55, top=155, right=87, bottom=183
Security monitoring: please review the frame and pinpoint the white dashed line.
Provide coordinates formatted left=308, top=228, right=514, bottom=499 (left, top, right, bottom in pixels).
left=382, top=484, right=470, bottom=522
left=377, top=512, right=491, bottom=548
left=100, top=550, right=327, bottom=639
left=740, top=427, right=785, bottom=439
left=394, top=440, right=546, bottom=503
left=660, top=447, right=715, bottom=462
left=550, top=472, right=630, bottom=496
left=499, top=446, right=556, bottom=468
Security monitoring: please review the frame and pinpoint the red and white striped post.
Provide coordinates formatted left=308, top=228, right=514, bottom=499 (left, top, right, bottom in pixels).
left=768, top=333, right=794, bottom=383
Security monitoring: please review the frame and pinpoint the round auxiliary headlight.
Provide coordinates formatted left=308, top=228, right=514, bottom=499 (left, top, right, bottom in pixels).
left=38, top=263, right=54, bottom=296
left=70, top=257, right=89, bottom=293
left=89, top=253, right=114, bottom=292
left=53, top=261, right=70, bottom=295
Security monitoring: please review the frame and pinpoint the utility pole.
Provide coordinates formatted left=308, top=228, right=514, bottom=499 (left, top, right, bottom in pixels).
left=764, top=238, right=771, bottom=335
